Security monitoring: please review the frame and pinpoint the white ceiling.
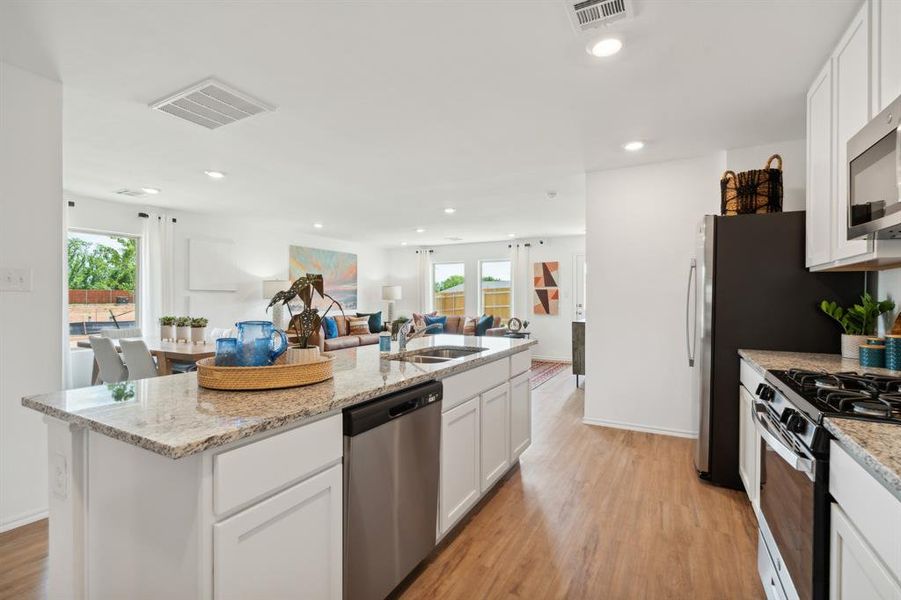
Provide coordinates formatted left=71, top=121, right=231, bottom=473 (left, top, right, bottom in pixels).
left=0, top=0, right=859, bottom=247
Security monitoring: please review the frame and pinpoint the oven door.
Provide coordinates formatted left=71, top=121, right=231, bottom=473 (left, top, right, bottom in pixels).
left=754, top=402, right=826, bottom=600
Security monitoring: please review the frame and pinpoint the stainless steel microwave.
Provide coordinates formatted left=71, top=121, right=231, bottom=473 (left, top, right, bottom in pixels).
left=847, top=93, right=901, bottom=239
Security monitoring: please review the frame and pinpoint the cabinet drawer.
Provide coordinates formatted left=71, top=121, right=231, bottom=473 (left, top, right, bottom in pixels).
left=213, top=414, right=342, bottom=516
left=510, top=349, right=531, bottom=378
left=441, top=360, right=508, bottom=412
left=829, top=440, right=901, bottom=582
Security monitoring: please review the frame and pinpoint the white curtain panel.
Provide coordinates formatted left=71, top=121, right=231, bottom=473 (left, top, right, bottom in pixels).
left=416, top=249, right=432, bottom=313
left=140, top=214, right=175, bottom=334
left=510, top=242, right=530, bottom=318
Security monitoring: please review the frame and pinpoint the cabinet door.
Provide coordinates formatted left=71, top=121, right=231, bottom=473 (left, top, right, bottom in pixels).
left=833, top=4, right=873, bottom=261
left=875, top=0, right=901, bottom=112
left=440, top=396, right=481, bottom=535
left=509, top=371, right=531, bottom=461
left=738, top=385, right=760, bottom=513
left=213, top=463, right=342, bottom=600
left=830, top=503, right=901, bottom=600
left=807, top=58, right=834, bottom=267
left=480, top=383, right=510, bottom=493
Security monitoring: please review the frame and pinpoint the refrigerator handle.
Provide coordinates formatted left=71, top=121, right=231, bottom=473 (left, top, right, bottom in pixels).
left=685, top=259, right=697, bottom=367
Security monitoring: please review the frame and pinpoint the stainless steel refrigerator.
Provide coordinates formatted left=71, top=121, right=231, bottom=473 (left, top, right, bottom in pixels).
left=688, top=212, right=863, bottom=489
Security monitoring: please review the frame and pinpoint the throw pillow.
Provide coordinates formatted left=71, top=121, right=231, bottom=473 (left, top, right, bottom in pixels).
left=322, top=316, right=339, bottom=339
left=463, top=316, right=477, bottom=336
left=475, top=315, right=494, bottom=336
left=412, top=311, right=437, bottom=330
left=348, top=316, right=371, bottom=336
left=423, top=314, right=447, bottom=334
left=356, top=311, right=382, bottom=334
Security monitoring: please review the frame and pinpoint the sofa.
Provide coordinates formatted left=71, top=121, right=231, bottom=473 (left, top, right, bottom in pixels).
left=426, top=315, right=506, bottom=336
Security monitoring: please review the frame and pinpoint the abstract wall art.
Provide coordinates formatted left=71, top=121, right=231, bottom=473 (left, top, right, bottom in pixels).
left=289, top=245, right=358, bottom=310
left=533, top=261, right=559, bottom=316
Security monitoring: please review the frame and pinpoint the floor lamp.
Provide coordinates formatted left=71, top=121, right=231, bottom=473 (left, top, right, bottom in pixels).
left=262, top=280, right=290, bottom=330
left=382, top=285, right=402, bottom=324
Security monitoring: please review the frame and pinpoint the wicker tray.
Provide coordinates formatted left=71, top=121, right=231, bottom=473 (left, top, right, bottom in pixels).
left=196, top=355, right=335, bottom=390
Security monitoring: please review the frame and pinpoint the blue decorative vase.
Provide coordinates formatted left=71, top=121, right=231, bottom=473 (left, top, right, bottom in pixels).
left=235, top=321, right=288, bottom=366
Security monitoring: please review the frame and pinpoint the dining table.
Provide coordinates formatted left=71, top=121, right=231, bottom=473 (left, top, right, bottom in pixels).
left=78, top=337, right=217, bottom=383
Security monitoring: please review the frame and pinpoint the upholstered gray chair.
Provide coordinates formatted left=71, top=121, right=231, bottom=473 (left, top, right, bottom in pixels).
left=99, top=327, right=143, bottom=340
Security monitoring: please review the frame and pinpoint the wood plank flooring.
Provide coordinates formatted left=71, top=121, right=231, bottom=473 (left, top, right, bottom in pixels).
left=0, top=371, right=762, bottom=599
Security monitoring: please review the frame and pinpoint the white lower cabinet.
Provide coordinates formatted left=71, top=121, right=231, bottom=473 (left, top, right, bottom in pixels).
left=830, top=503, right=901, bottom=600
left=213, top=463, right=343, bottom=600
left=738, top=384, right=760, bottom=513
left=480, top=383, right=511, bottom=493
left=439, top=396, right=481, bottom=535
left=509, top=371, right=531, bottom=461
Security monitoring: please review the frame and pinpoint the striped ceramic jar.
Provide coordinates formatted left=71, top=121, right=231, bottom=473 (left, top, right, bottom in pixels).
left=859, top=344, right=886, bottom=369
left=885, top=335, right=901, bottom=371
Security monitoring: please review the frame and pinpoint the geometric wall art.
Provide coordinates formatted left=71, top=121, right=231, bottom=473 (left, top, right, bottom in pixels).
left=533, top=261, right=560, bottom=315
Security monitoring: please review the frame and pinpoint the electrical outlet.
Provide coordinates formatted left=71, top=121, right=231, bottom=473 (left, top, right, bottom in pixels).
left=51, top=453, right=68, bottom=498
left=0, top=267, right=32, bottom=292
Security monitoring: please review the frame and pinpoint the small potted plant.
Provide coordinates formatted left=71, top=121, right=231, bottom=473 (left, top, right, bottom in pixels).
left=191, top=317, right=208, bottom=344
left=820, top=293, right=896, bottom=359
left=267, top=273, right=345, bottom=364
left=175, top=316, right=192, bottom=343
left=159, top=316, right=176, bottom=341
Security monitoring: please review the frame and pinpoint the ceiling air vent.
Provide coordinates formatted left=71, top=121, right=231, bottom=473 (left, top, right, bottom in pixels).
left=149, top=78, right=275, bottom=130
left=567, top=0, right=631, bottom=31
left=114, top=188, right=147, bottom=198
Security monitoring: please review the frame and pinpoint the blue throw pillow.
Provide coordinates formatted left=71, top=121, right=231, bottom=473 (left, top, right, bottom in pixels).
left=423, top=314, right=447, bottom=334
left=322, top=316, right=339, bottom=339
left=475, top=315, right=494, bottom=336
left=356, top=311, right=382, bottom=334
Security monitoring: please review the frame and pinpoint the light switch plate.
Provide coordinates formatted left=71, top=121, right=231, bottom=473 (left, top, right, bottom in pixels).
left=0, top=267, right=32, bottom=292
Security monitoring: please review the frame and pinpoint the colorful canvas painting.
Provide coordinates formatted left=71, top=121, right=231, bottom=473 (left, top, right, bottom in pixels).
left=533, top=261, right=560, bottom=316
left=289, top=246, right=358, bottom=310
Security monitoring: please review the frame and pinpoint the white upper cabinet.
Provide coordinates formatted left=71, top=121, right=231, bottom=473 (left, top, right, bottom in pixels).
left=805, top=0, right=901, bottom=270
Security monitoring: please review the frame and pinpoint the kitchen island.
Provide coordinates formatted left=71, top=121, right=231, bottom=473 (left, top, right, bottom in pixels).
left=23, top=334, right=536, bottom=600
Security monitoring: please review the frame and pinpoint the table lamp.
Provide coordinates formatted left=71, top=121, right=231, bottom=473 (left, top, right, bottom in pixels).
left=262, top=280, right=290, bottom=329
left=382, top=285, right=402, bottom=323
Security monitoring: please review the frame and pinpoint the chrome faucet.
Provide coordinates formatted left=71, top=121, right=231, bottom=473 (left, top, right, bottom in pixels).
left=398, top=322, right=442, bottom=352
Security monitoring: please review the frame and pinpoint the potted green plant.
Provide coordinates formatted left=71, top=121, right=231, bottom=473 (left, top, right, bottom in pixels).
left=159, top=316, right=176, bottom=341
left=267, top=273, right=345, bottom=364
left=190, top=317, right=208, bottom=344
left=175, top=316, right=192, bottom=343
left=820, top=293, right=896, bottom=359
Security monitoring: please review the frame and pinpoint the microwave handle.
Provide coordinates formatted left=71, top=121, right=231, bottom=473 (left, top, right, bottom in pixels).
left=685, top=259, right=697, bottom=367
left=753, top=402, right=815, bottom=480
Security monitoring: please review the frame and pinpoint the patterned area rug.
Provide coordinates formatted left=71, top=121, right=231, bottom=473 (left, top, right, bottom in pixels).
left=530, top=360, right=571, bottom=390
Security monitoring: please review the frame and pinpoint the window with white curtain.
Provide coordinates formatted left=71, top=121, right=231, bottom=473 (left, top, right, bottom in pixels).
left=432, top=262, right=465, bottom=316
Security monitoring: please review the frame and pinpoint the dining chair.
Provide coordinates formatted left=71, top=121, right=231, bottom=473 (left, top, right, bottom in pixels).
left=120, top=339, right=159, bottom=381
left=89, top=336, right=128, bottom=383
left=99, top=327, right=143, bottom=340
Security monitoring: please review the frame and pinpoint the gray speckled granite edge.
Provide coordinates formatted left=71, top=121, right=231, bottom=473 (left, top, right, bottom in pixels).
left=824, top=418, right=901, bottom=502
left=22, top=338, right=537, bottom=459
left=738, top=348, right=901, bottom=501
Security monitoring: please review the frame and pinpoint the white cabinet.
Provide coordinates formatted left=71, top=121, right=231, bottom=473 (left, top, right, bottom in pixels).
left=738, top=385, right=760, bottom=514
left=480, top=383, right=511, bottom=493
left=439, top=396, right=481, bottom=535
left=830, top=503, right=901, bottom=600
left=213, top=463, right=343, bottom=600
left=832, top=4, right=872, bottom=262
left=806, top=59, right=834, bottom=268
left=874, top=0, right=901, bottom=112
left=509, top=371, right=532, bottom=461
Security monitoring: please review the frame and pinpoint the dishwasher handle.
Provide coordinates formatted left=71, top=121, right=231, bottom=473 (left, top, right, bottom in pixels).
left=389, top=399, right=420, bottom=419
left=344, top=380, right=443, bottom=436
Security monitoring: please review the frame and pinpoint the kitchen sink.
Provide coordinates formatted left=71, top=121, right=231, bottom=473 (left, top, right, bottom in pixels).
left=392, top=346, right=487, bottom=364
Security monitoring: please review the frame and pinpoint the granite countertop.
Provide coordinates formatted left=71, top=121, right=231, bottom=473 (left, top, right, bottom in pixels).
left=23, top=334, right=536, bottom=460
left=739, top=349, right=901, bottom=501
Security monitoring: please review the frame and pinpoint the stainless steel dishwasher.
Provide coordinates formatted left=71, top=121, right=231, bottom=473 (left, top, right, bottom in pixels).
left=343, top=380, right=442, bottom=600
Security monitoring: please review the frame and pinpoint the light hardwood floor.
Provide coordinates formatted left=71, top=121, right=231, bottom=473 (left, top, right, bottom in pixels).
left=0, top=371, right=763, bottom=599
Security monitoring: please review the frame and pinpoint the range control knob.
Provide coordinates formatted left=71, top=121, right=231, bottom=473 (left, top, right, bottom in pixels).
left=786, top=412, right=807, bottom=434
left=758, top=385, right=775, bottom=401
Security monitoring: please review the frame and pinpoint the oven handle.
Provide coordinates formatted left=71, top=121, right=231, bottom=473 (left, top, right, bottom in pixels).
left=752, top=402, right=815, bottom=481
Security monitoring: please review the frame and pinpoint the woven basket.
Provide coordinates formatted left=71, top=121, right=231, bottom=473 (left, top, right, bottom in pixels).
left=196, top=354, right=335, bottom=390
left=721, top=154, right=783, bottom=215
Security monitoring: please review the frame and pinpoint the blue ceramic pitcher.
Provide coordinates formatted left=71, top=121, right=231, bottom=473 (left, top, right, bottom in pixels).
left=235, top=321, right=288, bottom=366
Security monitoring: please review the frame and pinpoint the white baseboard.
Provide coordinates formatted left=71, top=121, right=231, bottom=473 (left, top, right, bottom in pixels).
left=0, top=507, right=48, bottom=533
left=582, top=416, right=697, bottom=439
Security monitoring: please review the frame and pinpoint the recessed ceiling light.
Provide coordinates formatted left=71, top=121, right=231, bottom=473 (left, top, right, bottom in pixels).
left=204, top=170, right=226, bottom=179
left=313, top=223, right=323, bottom=229
left=401, top=242, right=408, bottom=246
left=623, top=141, right=645, bottom=152
left=588, top=38, right=623, bottom=58
left=508, top=233, right=516, bottom=238
left=416, top=228, right=425, bottom=233
left=444, top=208, right=456, bottom=214
left=141, top=187, right=160, bottom=195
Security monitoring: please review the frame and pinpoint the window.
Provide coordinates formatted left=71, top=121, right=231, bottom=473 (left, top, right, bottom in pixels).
left=433, top=262, right=465, bottom=316
left=479, top=260, right=512, bottom=322
left=67, top=231, right=139, bottom=347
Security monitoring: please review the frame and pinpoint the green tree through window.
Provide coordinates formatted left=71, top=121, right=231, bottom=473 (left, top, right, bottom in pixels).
left=67, top=236, right=136, bottom=291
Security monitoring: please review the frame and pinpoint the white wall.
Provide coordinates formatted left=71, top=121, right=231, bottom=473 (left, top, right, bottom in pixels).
left=584, top=153, right=726, bottom=437
left=384, top=235, right=586, bottom=361
left=725, top=138, right=805, bottom=212
left=0, top=62, right=63, bottom=531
